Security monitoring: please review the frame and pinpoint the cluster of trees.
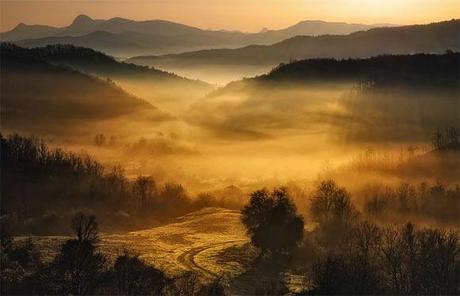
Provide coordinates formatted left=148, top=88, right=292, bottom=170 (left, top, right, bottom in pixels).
left=93, top=133, right=117, bottom=147
left=240, top=180, right=459, bottom=294
left=432, top=127, right=460, bottom=150
left=307, top=182, right=458, bottom=295
left=310, top=221, right=459, bottom=295
left=1, top=134, right=238, bottom=235
left=1, top=214, right=225, bottom=295
left=346, top=147, right=425, bottom=172
left=363, top=182, right=460, bottom=224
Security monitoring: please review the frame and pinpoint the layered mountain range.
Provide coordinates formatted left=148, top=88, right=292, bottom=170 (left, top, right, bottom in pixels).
left=1, top=14, right=384, bottom=56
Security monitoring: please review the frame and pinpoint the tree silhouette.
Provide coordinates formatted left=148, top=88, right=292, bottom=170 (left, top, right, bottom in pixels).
left=241, top=188, right=304, bottom=254
left=113, top=252, right=166, bottom=295
left=310, top=222, right=460, bottom=295
left=310, top=180, right=358, bottom=246
left=72, top=213, right=99, bottom=243
left=42, top=213, right=106, bottom=295
left=132, top=176, right=156, bottom=208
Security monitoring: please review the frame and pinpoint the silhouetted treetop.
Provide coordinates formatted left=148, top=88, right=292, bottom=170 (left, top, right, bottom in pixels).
left=72, top=213, right=99, bottom=243
left=241, top=187, right=304, bottom=253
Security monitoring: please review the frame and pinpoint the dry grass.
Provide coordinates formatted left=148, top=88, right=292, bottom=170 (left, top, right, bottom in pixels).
left=20, top=208, right=251, bottom=279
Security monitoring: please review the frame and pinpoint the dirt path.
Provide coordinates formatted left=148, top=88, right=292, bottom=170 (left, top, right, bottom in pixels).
left=177, top=239, right=247, bottom=279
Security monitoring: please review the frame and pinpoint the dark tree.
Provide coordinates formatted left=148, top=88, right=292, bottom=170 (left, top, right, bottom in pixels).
left=132, top=176, right=156, bottom=208
left=49, top=240, right=106, bottom=295
left=241, top=188, right=304, bottom=254
left=40, top=214, right=106, bottom=295
left=72, top=213, right=99, bottom=243
left=113, top=252, right=166, bottom=295
left=310, top=222, right=460, bottom=295
left=310, top=180, right=358, bottom=246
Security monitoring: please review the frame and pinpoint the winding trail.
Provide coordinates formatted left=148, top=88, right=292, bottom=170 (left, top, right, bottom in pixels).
left=177, top=239, right=248, bottom=279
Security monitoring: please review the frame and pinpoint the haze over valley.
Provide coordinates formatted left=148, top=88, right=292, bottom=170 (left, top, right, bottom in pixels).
left=1, top=4, right=459, bottom=295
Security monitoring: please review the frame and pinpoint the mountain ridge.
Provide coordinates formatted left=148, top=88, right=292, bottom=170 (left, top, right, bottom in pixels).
left=126, top=19, right=459, bottom=68
left=2, top=15, right=388, bottom=56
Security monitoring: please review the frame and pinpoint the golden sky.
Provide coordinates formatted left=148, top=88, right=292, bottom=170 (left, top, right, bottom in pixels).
left=1, top=0, right=459, bottom=32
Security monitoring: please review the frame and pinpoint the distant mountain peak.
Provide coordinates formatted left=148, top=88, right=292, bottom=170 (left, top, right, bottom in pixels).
left=14, top=23, right=27, bottom=29
left=71, top=14, right=94, bottom=26
left=107, top=16, right=130, bottom=22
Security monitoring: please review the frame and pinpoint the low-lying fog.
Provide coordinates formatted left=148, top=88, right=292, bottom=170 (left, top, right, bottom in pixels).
left=10, top=76, right=456, bottom=195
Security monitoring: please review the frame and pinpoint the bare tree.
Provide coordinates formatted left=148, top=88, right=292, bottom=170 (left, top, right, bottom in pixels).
left=310, top=180, right=358, bottom=246
left=72, top=213, right=99, bottom=243
left=132, top=176, right=156, bottom=208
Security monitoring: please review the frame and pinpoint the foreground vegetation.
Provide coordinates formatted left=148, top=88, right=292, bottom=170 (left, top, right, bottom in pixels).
left=240, top=180, right=459, bottom=295
left=2, top=181, right=458, bottom=295
left=1, top=134, right=238, bottom=235
left=1, top=213, right=228, bottom=295
left=1, top=134, right=459, bottom=295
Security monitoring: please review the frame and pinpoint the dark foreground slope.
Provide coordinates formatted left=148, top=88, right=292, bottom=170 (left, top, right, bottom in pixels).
left=0, top=43, right=170, bottom=135
left=128, top=20, right=459, bottom=68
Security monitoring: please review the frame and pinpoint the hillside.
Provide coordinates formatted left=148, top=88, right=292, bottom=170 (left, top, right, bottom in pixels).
left=399, top=143, right=460, bottom=182
left=27, top=208, right=249, bottom=275
left=0, top=43, right=170, bottom=135
left=23, top=207, right=304, bottom=294
left=9, top=44, right=212, bottom=114
left=3, top=15, right=383, bottom=56
left=25, top=44, right=209, bottom=87
left=127, top=20, right=459, bottom=69
left=260, top=52, right=460, bottom=87
left=185, top=53, right=459, bottom=142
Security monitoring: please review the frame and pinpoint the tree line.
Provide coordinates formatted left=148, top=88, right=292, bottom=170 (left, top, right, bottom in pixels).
left=241, top=180, right=459, bottom=295
left=1, top=134, right=239, bottom=235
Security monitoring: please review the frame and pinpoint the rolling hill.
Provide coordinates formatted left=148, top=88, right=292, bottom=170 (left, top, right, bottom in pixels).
left=127, top=19, right=459, bottom=69
left=25, top=44, right=209, bottom=87
left=184, top=53, right=459, bottom=142
left=23, top=207, right=289, bottom=294
left=2, top=15, right=382, bottom=56
left=17, top=44, right=212, bottom=114
left=259, top=52, right=460, bottom=87
left=0, top=43, right=170, bottom=135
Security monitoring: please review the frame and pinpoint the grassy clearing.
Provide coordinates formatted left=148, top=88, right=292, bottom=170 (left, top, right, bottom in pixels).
left=20, top=208, right=251, bottom=279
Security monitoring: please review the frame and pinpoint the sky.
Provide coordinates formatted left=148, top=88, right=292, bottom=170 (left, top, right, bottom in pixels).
left=1, top=0, right=459, bottom=32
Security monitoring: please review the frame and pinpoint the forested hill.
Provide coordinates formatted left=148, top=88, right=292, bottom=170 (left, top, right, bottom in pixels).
left=260, top=53, right=459, bottom=88
left=1, top=43, right=169, bottom=133
left=16, top=44, right=209, bottom=88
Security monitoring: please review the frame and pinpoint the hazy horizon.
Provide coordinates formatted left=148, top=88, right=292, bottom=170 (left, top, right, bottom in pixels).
left=1, top=2, right=459, bottom=295
left=1, top=0, right=459, bottom=32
